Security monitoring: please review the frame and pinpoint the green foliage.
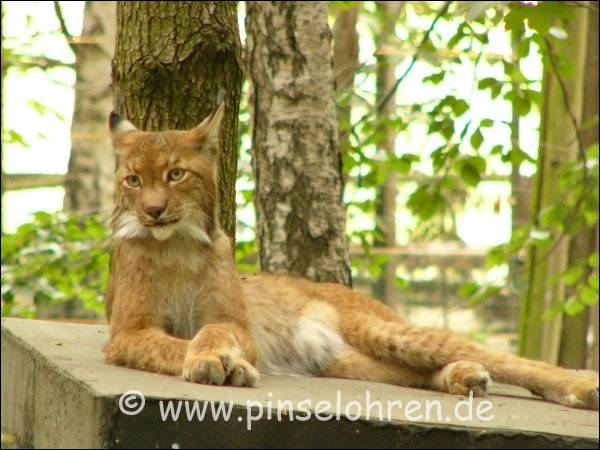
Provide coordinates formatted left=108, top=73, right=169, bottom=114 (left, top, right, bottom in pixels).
left=2, top=1, right=597, bottom=328
left=1, top=212, right=110, bottom=317
left=473, top=141, right=599, bottom=311
left=336, top=0, right=597, bottom=320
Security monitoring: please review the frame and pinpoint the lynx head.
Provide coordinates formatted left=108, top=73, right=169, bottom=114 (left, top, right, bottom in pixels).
left=108, top=105, right=224, bottom=244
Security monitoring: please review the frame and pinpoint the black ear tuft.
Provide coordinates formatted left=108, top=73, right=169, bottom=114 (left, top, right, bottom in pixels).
left=108, top=111, right=121, bottom=132
left=108, top=111, right=138, bottom=135
left=192, top=103, right=225, bottom=158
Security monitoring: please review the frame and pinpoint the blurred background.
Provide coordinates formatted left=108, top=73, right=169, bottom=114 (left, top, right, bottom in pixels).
left=1, top=1, right=598, bottom=370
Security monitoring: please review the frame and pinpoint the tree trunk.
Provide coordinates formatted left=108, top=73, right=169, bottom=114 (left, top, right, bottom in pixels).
left=559, top=8, right=599, bottom=369
left=64, top=1, right=116, bottom=213
left=373, top=1, right=402, bottom=305
left=519, top=5, right=588, bottom=363
left=333, top=1, right=360, bottom=155
left=332, top=3, right=360, bottom=90
left=246, top=1, right=352, bottom=286
left=112, top=1, right=243, bottom=241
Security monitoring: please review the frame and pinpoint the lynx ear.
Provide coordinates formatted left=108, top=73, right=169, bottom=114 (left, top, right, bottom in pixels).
left=109, top=111, right=138, bottom=136
left=193, top=103, right=225, bottom=157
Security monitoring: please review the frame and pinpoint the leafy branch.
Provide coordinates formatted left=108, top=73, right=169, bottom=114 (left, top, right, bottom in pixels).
left=350, top=1, right=452, bottom=140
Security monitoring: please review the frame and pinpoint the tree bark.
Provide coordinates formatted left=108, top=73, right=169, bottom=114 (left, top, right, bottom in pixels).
left=112, top=1, right=243, bottom=241
left=64, top=1, right=116, bottom=213
left=332, top=2, right=360, bottom=156
left=519, top=5, right=588, bottom=363
left=332, top=3, right=360, bottom=90
left=246, top=1, right=352, bottom=286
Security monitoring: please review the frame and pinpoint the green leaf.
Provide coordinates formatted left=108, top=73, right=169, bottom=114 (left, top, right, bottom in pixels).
left=460, top=162, right=481, bottom=187
left=407, top=184, right=445, bottom=221
left=423, top=71, right=445, bottom=85
left=468, top=286, right=501, bottom=307
left=478, top=77, right=503, bottom=99
left=588, top=273, right=599, bottom=290
left=505, top=2, right=574, bottom=35
left=509, top=147, right=535, bottom=165
left=564, top=298, right=585, bottom=316
left=480, top=118, right=494, bottom=128
left=452, top=99, right=469, bottom=117
left=7, top=129, right=28, bottom=147
left=562, top=266, right=583, bottom=286
left=542, top=302, right=564, bottom=321
left=470, top=128, right=484, bottom=150
left=491, top=144, right=503, bottom=156
left=458, top=282, right=480, bottom=298
left=580, top=286, right=598, bottom=306
left=540, top=205, right=565, bottom=228
left=486, top=245, right=508, bottom=268
left=457, top=156, right=486, bottom=187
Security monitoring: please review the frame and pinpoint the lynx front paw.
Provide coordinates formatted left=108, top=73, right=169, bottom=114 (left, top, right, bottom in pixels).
left=182, top=351, right=259, bottom=387
left=439, top=361, right=491, bottom=397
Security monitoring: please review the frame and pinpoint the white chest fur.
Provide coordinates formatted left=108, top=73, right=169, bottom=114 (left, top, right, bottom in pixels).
left=156, top=283, right=201, bottom=339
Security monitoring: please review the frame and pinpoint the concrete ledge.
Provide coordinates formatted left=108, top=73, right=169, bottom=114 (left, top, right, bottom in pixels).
left=1, top=318, right=598, bottom=449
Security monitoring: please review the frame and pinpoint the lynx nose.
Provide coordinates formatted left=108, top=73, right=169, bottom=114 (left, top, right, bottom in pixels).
left=144, top=206, right=165, bottom=220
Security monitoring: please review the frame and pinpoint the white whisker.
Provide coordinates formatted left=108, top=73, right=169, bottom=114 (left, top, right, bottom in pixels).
left=180, top=221, right=212, bottom=245
left=113, top=212, right=149, bottom=239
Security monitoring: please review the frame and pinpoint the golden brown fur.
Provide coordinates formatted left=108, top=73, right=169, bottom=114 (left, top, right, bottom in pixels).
left=104, top=106, right=599, bottom=409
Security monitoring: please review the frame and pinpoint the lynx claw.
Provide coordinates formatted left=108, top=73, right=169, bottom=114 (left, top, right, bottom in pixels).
left=228, top=359, right=260, bottom=387
left=182, top=351, right=259, bottom=387
left=183, top=354, right=226, bottom=385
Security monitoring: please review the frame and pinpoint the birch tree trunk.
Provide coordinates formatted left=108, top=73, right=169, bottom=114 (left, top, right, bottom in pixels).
left=246, top=1, right=352, bottom=286
left=112, top=1, right=243, bottom=241
left=64, top=1, right=116, bottom=213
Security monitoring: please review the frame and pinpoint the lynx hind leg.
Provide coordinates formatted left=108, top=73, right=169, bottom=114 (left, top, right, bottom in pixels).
left=323, top=350, right=432, bottom=389
left=431, top=361, right=491, bottom=397
left=323, top=351, right=491, bottom=399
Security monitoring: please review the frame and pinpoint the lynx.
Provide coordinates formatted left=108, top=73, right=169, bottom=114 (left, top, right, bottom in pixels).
left=104, top=104, right=599, bottom=410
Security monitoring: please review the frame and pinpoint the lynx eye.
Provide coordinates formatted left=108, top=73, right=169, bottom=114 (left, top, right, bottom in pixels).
left=167, top=168, right=187, bottom=183
left=124, top=174, right=141, bottom=188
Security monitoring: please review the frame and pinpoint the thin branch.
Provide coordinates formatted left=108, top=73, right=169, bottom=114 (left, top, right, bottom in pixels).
left=53, top=1, right=77, bottom=55
left=350, top=1, right=452, bottom=138
left=4, top=54, right=74, bottom=71
left=543, top=36, right=587, bottom=181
